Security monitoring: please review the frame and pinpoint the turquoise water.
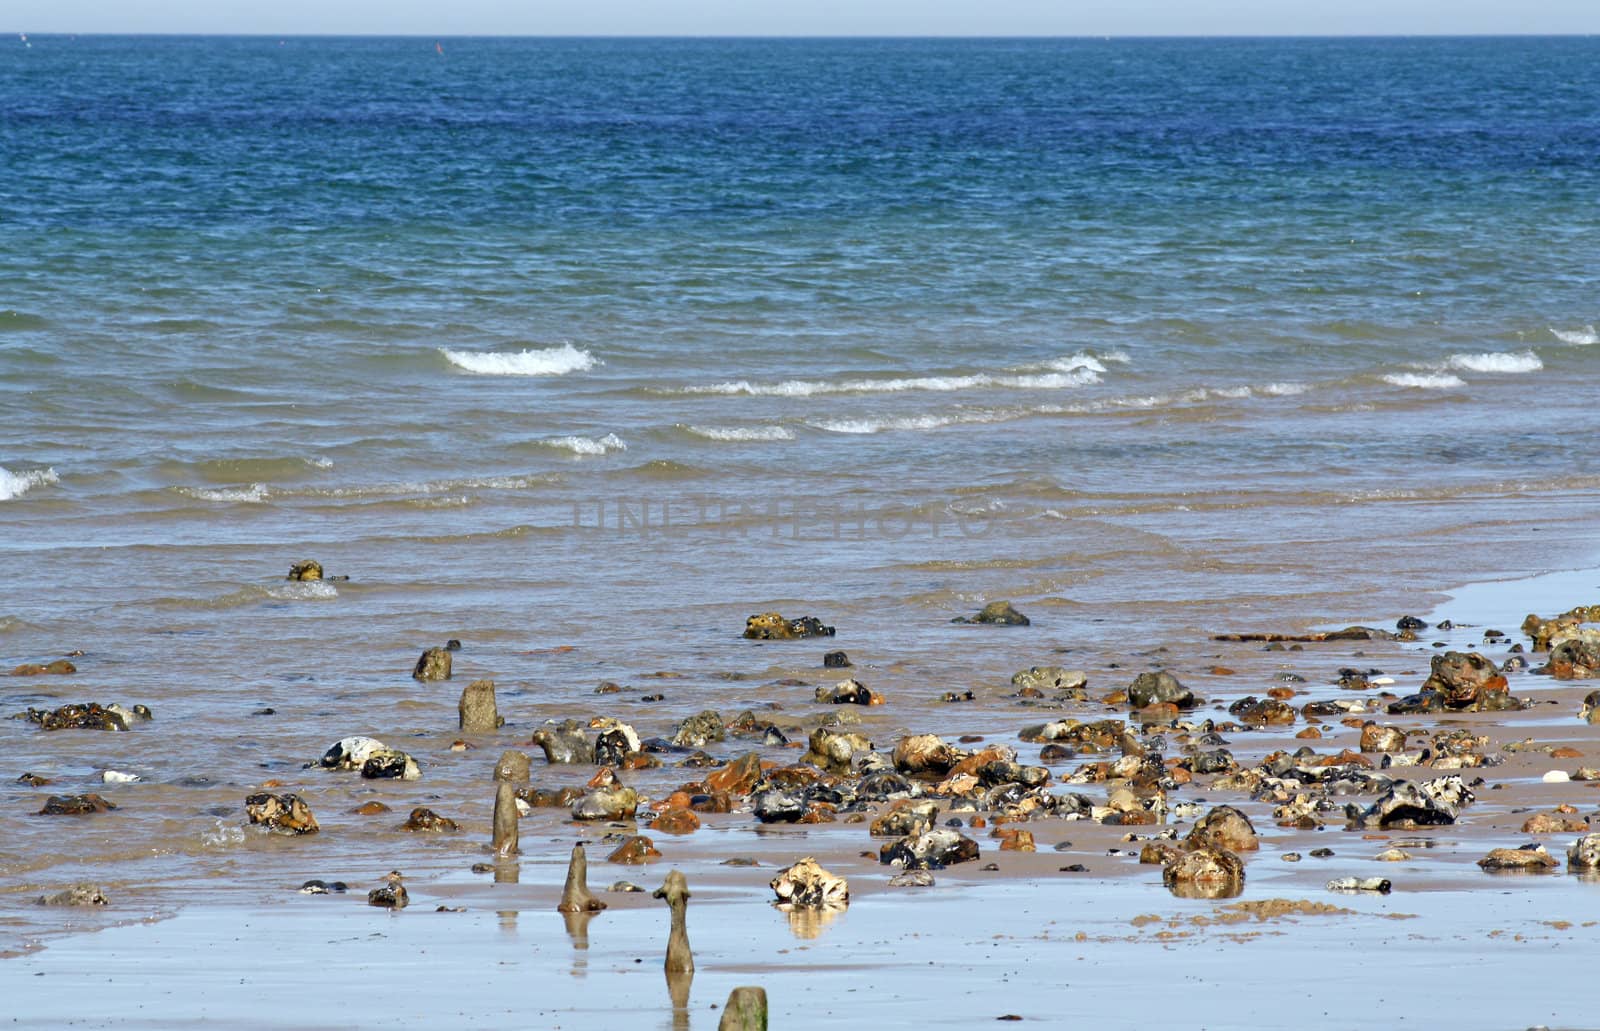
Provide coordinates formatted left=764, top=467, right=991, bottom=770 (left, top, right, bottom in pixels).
left=1, top=36, right=1598, bottom=955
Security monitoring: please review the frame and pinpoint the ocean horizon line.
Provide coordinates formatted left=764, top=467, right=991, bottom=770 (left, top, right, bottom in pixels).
left=7, top=31, right=1600, bottom=41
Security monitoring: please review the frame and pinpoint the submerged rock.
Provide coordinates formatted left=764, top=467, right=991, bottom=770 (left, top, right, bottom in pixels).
left=770, top=856, right=849, bottom=907
left=1327, top=877, right=1392, bottom=894
left=245, top=792, right=319, bottom=834
left=37, top=884, right=109, bottom=906
left=287, top=560, right=323, bottom=581
left=743, top=612, right=835, bottom=640
left=823, top=650, right=852, bottom=669
left=1478, top=845, right=1560, bottom=872
left=38, top=793, right=117, bottom=815
left=532, top=719, right=595, bottom=764
left=1127, top=671, right=1194, bottom=709
left=572, top=782, right=639, bottom=821
left=360, top=749, right=421, bottom=781
left=458, top=679, right=503, bottom=733
left=412, top=646, right=452, bottom=682
left=953, top=601, right=1030, bottom=626
left=9, top=658, right=76, bottom=676
left=1162, top=846, right=1245, bottom=899
left=401, top=807, right=459, bottom=832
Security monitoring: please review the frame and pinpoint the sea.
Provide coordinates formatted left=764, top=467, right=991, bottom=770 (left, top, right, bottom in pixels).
left=1, top=35, right=1599, bottom=959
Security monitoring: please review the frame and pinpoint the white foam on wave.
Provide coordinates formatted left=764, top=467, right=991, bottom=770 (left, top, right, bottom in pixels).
left=807, top=412, right=993, bottom=434
left=678, top=352, right=1108, bottom=398
left=306, top=457, right=335, bottom=469
left=1258, top=382, right=1310, bottom=396
left=265, top=581, right=339, bottom=601
left=1446, top=350, right=1543, bottom=374
left=538, top=433, right=627, bottom=456
left=1551, top=325, right=1598, bottom=345
left=684, top=425, right=796, bottom=442
left=0, top=465, right=58, bottom=502
left=440, top=344, right=596, bottom=376
left=178, top=483, right=271, bottom=503
left=1384, top=372, right=1466, bottom=390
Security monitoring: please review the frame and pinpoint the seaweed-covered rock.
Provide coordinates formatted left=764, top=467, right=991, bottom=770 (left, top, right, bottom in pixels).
left=743, top=613, right=835, bottom=640
left=671, top=710, right=726, bottom=749
left=770, top=857, right=848, bottom=907
left=245, top=792, right=318, bottom=834
left=1162, top=846, right=1245, bottom=899
left=1127, top=671, right=1193, bottom=709
left=19, top=702, right=146, bottom=731
left=953, top=601, right=1030, bottom=626
left=411, top=646, right=452, bottom=681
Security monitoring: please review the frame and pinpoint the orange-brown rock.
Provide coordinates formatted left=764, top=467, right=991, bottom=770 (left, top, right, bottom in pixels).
left=1296, top=727, right=1323, bottom=739
left=766, top=765, right=825, bottom=789
left=1522, top=812, right=1589, bottom=834
left=1552, top=747, right=1585, bottom=760
left=706, top=752, right=763, bottom=795
left=798, top=803, right=837, bottom=824
left=350, top=800, right=391, bottom=815
left=995, top=828, right=1036, bottom=852
left=1360, top=722, right=1407, bottom=753
left=689, top=791, right=734, bottom=814
left=650, top=807, right=702, bottom=835
left=607, top=835, right=662, bottom=864
left=948, top=745, right=1017, bottom=779
left=1267, top=686, right=1296, bottom=700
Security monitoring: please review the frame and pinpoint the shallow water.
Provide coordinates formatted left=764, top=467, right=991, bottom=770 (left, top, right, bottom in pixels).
left=3, top=37, right=1600, bottom=1016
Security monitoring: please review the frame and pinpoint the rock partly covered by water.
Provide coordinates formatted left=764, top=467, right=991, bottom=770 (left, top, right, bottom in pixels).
left=1478, top=845, right=1560, bottom=872
left=952, top=601, right=1030, bottom=626
left=532, top=719, right=595, bottom=764
left=1127, top=671, right=1195, bottom=709
left=38, top=794, right=117, bottom=815
left=400, top=807, right=458, bottom=832
left=1567, top=833, right=1600, bottom=872
left=671, top=710, right=726, bottom=748
left=245, top=792, right=319, bottom=834
left=412, top=646, right=452, bottom=681
left=743, top=612, right=835, bottom=640
left=1523, top=605, right=1600, bottom=651
left=770, top=856, right=848, bottom=907
left=1163, top=845, right=1245, bottom=899
left=37, top=884, right=110, bottom=906
left=9, top=658, right=76, bottom=676
left=1011, top=666, right=1087, bottom=694
left=458, top=679, right=503, bottom=732
left=815, top=679, right=883, bottom=705
left=287, top=560, right=323, bottom=581
left=17, top=702, right=151, bottom=731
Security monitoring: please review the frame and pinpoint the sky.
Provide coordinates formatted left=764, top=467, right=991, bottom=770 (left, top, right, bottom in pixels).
left=7, top=0, right=1599, bottom=37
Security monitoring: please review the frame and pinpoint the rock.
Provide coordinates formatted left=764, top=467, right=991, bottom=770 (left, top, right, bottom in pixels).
left=1358, top=780, right=1460, bottom=829
left=996, top=828, right=1036, bottom=852
left=1397, top=615, right=1428, bottom=631
left=1127, top=671, right=1194, bottom=709
left=17, top=772, right=51, bottom=786
left=19, top=702, right=134, bottom=731
left=1567, top=833, right=1600, bottom=872
left=298, top=880, right=348, bottom=894
left=1544, top=769, right=1572, bottom=784
left=671, top=710, right=725, bottom=749
left=494, top=750, right=532, bottom=783
left=893, top=734, right=961, bottom=776
left=1522, top=812, right=1588, bottom=834
left=1551, top=638, right=1600, bottom=680
left=39, top=793, right=119, bottom=815
left=823, top=651, right=851, bottom=669
left=37, top=884, right=109, bottom=906
left=718, top=987, right=769, bottom=1031
left=593, top=728, right=636, bottom=766
left=880, top=829, right=981, bottom=869
left=10, top=658, right=76, bottom=676
left=245, top=792, right=318, bottom=834
left=752, top=788, right=808, bottom=823
left=1186, top=805, right=1260, bottom=852
left=100, top=769, right=140, bottom=784
left=743, top=612, right=835, bottom=640
left=1229, top=696, right=1296, bottom=725
left=401, top=807, right=458, bottom=832
left=350, top=800, right=391, bottom=816
left=1187, top=749, right=1236, bottom=775
left=532, top=719, right=595, bottom=764
left=650, top=807, right=701, bottom=835
left=1359, top=722, right=1407, bottom=753
left=801, top=727, right=869, bottom=774
left=770, top=856, right=848, bottom=907
left=1478, top=845, right=1560, bottom=872
left=815, top=679, right=883, bottom=705
left=458, top=680, right=502, bottom=733
left=411, top=646, right=452, bottom=681
left=871, top=800, right=941, bottom=838
left=654, top=869, right=694, bottom=973
left=492, top=780, right=519, bottom=857
left=319, top=736, right=387, bottom=770
left=360, top=749, right=421, bottom=781
left=287, top=560, right=323, bottom=581
left=1374, top=848, right=1412, bottom=862
left=1421, top=651, right=1508, bottom=709
left=607, top=835, right=662, bottom=864
left=1011, top=666, right=1088, bottom=696
left=706, top=752, right=764, bottom=795
left=1327, top=877, right=1391, bottom=893
left=572, top=783, right=638, bottom=821
left=954, top=601, right=1030, bottom=626
left=1162, top=846, right=1245, bottom=899
left=558, top=844, right=607, bottom=912
left=368, top=872, right=408, bottom=909
left=888, top=870, right=935, bottom=888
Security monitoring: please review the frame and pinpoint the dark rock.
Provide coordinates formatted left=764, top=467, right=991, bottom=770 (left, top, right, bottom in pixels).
left=752, top=789, right=808, bottom=823
left=360, top=749, right=421, bottom=780
left=1358, top=780, right=1460, bottom=829
left=245, top=792, right=318, bottom=834
left=1551, top=638, right=1600, bottom=680
left=879, top=829, right=980, bottom=869
left=412, top=646, right=452, bottom=681
left=37, top=793, right=117, bottom=816
left=1187, top=749, right=1237, bottom=775
left=299, top=880, right=348, bottom=894
left=401, top=807, right=459, bottom=832
left=492, top=780, right=519, bottom=857
left=1127, top=671, right=1194, bottom=709
left=823, top=651, right=851, bottom=668
left=593, top=728, right=635, bottom=766
left=19, top=703, right=132, bottom=732
left=954, top=601, right=1030, bottom=626
left=37, top=884, right=109, bottom=906
left=17, top=772, right=51, bottom=786
left=458, top=679, right=502, bottom=733
left=743, top=612, right=835, bottom=640
left=1421, top=651, right=1509, bottom=708
left=816, top=679, right=881, bottom=705
left=1397, top=615, right=1427, bottom=631
left=532, top=719, right=595, bottom=764
left=1229, top=696, right=1296, bottom=725
left=368, top=873, right=408, bottom=909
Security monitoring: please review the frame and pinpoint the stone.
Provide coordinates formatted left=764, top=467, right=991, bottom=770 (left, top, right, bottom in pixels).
left=412, top=646, right=452, bottom=681
left=1522, top=812, right=1588, bottom=834
left=1163, top=846, right=1245, bottom=899
left=298, top=880, right=348, bottom=894
left=1359, top=722, right=1407, bottom=752
left=20, top=702, right=133, bottom=732
left=888, top=870, right=935, bottom=888
left=743, top=612, right=835, bottom=640
left=368, top=872, right=408, bottom=909
left=650, top=807, right=701, bottom=835
left=571, top=783, right=638, bottom=821
left=558, top=844, right=607, bottom=912
left=494, top=750, right=532, bottom=783
left=1551, top=638, right=1600, bottom=680
left=458, top=679, right=502, bottom=733
left=1127, top=671, right=1194, bottom=709
left=871, top=800, right=941, bottom=838
left=532, top=719, right=594, bottom=764
left=703, top=752, right=762, bottom=796
left=492, top=780, right=519, bottom=857
left=37, top=884, right=109, bottom=906
left=770, top=856, right=849, bottom=907
left=1478, top=845, right=1560, bottom=872
left=718, top=987, right=769, bottom=1031
left=653, top=869, right=694, bottom=973
left=752, top=788, right=808, bottom=823
left=350, top=800, right=391, bottom=815
left=1228, top=696, right=1296, bottom=725
left=815, top=679, right=883, bottom=705
left=801, top=727, right=869, bottom=774
left=1327, top=877, right=1391, bottom=893
left=954, top=601, right=1030, bottom=626
left=245, top=792, right=318, bottom=834
left=893, top=734, right=961, bottom=776
left=1567, top=833, right=1600, bottom=872
left=319, top=736, right=387, bottom=770
left=360, top=749, right=421, bottom=781
left=10, top=658, right=76, bottom=676
left=401, top=807, right=458, bottom=832
left=1185, top=805, right=1259, bottom=852
left=38, top=793, right=118, bottom=815
left=607, top=835, right=662, bottom=864
left=287, top=560, right=323, bottom=581
left=1358, top=780, right=1458, bottom=829
left=879, top=829, right=981, bottom=869
left=1420, top=650, right=1509, bottom=709
left=823, top=651, right=851, bottom=668
left=996, top=828, right=1036, bottom=852
left=671, top=710, right=726, bottom=749
left=1011, top=666, right=1088, bottom=695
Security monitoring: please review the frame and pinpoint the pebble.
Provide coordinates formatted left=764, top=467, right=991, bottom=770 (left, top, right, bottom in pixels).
left=1543, top=770, right=1572, bottom=783
left=1328, top=877, right=1392, bottom=893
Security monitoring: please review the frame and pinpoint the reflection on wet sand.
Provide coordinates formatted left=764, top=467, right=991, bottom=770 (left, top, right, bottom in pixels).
left=563, top=909, right=598, bottom=980
left=776, top=900, right=846, bottom=939
left=665, top=966, right=692, bottom=1031
left=494, top=861, right=519, bottom=931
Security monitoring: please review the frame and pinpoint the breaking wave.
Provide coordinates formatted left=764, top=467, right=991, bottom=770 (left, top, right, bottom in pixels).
left=667, top=352, right=1109, bottom=398
left=0, top=465, right=58, bottom=501
left=1445, top=350, right=1543, bottom=374
left=1551, top=326, right=1598, bottom=345
left=683, top=425, right=796, bottom=442
left=440, top=344, right=596, bottom=376
left=1383, top=372, right=1466, bottom=390
left=537, top=433, right=627, bottom=456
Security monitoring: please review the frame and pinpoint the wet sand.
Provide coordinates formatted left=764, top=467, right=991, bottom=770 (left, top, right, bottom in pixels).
left=5, top=565, right=1600, bottom=1028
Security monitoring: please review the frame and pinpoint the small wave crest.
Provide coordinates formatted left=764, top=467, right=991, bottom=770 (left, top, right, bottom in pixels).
left=265, top=581, right=338, bottom=601
left=0, top=465, right=58, bottom=501
left=537, top=433, right=627, bottom=456
left=201, top=819, right=246, bottom=848
left=1551, top=325, right=1598, bottom=345
left=440, top=344, right=596, bottom=376
left=176, top=483, right=271, bottom=504
left=683, top=425, right=796, bottom=442
left=1383, top=372, right=1465, bottom=390
left=1446, top=350, right=1543, bottom=374
left=673, top=352, right=1108, bottom=398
